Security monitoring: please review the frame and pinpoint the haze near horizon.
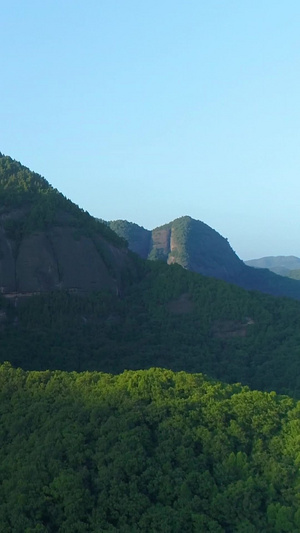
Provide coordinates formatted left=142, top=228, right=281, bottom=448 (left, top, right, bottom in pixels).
left=1, top=1, right=300, bottom=260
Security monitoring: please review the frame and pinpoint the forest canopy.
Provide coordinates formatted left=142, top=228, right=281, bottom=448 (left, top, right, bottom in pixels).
left=1, top=363, right=300, bottom=532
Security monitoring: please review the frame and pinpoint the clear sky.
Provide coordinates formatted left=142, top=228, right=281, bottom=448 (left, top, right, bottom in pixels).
left=1, top=1, right=300, bottom=260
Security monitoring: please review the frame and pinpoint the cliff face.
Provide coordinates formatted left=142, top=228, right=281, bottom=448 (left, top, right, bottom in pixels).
left=0, top=211, right=135, bottom=296
left=0, top=155, right=136, bottom=295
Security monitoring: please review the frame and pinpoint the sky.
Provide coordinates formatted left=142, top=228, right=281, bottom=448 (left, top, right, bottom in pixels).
left=1, top=1, right=300, bottom=260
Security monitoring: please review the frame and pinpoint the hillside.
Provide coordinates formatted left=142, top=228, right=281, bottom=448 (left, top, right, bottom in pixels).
left=0, top=154, right=137, bottom=295
left=2, top=260, right=300, bottom=398
left=288, top=269, right=300, bottom=280
left=108, top=217, right=300, bottom=300
left=109, top=219, right=152, bottom=259
left=1, top=363, right=300, bottom=532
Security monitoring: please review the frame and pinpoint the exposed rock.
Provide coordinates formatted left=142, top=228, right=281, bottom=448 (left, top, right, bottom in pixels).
left=0, top=223, right=135, bottom=295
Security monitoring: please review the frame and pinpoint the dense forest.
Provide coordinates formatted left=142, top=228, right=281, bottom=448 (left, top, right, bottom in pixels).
left=0, top=153, right=125, bottom=247
left=2, top=363, right=300, bottom=532
left=1, top=261, right=300, bottom=399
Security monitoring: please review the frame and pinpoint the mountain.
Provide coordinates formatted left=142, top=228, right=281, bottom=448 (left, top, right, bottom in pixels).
left=245, top=255, right=300, bottom=276
left=108, top=217, right=300, bottom=300
left=0, top=154, right=138, bottom=295
left=109, top=217, right=243, bottom=280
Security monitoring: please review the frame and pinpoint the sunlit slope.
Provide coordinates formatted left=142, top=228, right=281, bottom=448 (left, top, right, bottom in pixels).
left=1, top=364, right=300, bottom=532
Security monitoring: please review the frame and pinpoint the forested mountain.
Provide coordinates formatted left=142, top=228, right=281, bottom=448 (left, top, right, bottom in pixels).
left=108, top=217, right=300, bottom=300
left=0, top=154, right=137, bottom=295
left=245, top=256, right=300, bottom=276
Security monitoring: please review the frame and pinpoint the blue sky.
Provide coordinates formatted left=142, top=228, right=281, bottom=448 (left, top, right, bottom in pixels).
left=1, top=1, right=300, bottom=260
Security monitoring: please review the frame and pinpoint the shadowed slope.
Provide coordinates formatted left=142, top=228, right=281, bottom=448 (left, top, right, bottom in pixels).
left=0, top=154, right=137, bottom=295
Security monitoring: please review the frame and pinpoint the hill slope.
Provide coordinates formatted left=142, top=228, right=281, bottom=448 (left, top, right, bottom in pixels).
left=108, top=217, right=300, bottom=300
left=0, top=154, right=137, bottom=295
left=2, top=260, right=300, bottom=398
left=1, top=364, right=300, bottom=532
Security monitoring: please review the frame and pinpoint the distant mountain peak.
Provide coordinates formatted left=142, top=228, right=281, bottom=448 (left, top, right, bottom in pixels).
left=108, top=217, right=300, bottom=300
left=245, top=255, right=300, bottom=278
left=109, top=215, right=243, bottom=281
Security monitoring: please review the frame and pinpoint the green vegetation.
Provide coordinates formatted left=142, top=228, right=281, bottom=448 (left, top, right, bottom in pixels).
left=1, top=261, right=300, bottom=398
left=108, top=220, right=151, bottom=259
left=1, top=363, right=300, bottom=532
left=0, top=154, right=126, bottom=247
